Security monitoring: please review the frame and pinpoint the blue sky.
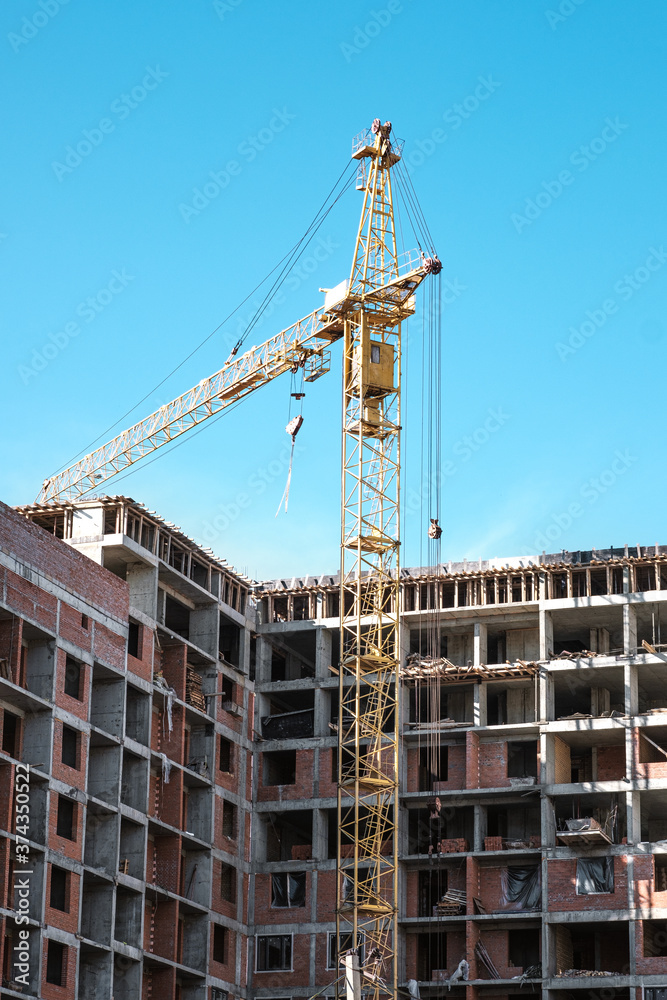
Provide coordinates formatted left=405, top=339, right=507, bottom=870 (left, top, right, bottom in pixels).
left=1, top=0, right=666, bottom=581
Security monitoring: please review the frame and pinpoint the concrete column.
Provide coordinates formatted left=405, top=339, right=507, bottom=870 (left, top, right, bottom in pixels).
left=473, top=622, right=487, bottom=665
left=539, top=671, right=554, bottom=723
left=238, top=626, right=251, bottom=677
left=189, top=602, right=219, bottom=658
left=540, top=793, right=555, bottom=848
left=626, top=788, right=641, bottom=845
left=312, top=807, right=327, bottom=860
left=624, top=662, right=638, bottom=716
left=315, top=627, right=332, bottom=679
left=126, top=562, right=158, bottom=619
left=623, top=603, right=637, bottom=654
left=473, top=682, right=487, bottom=727
left=539, top=609, right=553, bottom=660
left=255, top=636, right=272, bottom=683
left=473, top=804, right=485, bottom=853
left=314, top=687, right=328, bottom=737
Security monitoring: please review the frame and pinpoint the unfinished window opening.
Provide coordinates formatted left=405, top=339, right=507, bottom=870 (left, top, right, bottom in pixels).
left=213, top=924, right=227, bottom=963
left=273, top=596, right=289, bottom=622
left=293, top=594, right=310, bottom=620
left=127, top=621, right=141, bottom=659
left=220, top=674, right=235, bottom=706
left=263, top=749, right=296, bottom=786
left=256, top=934, right=292, bottom=971
left=164, top=595, right=190, bottom=638
left=104, top=508, right=118, bottom=534
left=271, top=650, right=286, bottom=681
left=46, top=940, right=65, bottom=986
left=407, top=804, right=472, bottom=854
left=655, top=854, right=667, bottom=891
left=219, top=615, right=240, bottom=667
left=509, top=927, right=540, bottom=969
left=590, top=569, right=608, bottom=595
left=56, top=796, right=75, bottom=840
left=497, top=577, right=508, bottom=603
left=61, top=724, right=79, bottom=769
left=419, top=583, right=436, bottom=611
left=190, top=558, right=207, bottom=588
left=267, top=810, right=312, bottom=862
left=507, top=741, right=538, bottom=780
left=140, top=521, right=155, bottom=553
left=486, top=633, right=506, bottom=668
left=222, top=801, right=237, bottom=839
left=219, top=736, right=233, bottom=773
left=570, top=747, right=593, bottom=783
left=525, top=575, right=534, bottom=601
left=271, top=872, right=306, bottom=908
left=551, top=573, right=567, bottom=599
left=486, top=804, right=540, bottom=849
left=49, top=865, right=69, bottom=912
left=416, top=931, right=446, bottom=981
left=2, top=711, right=19, bottom=757
left=485, top=580, right=496, bottom=604
left=404, top=585, right=416, bottom=611
left=419, top=746, right=448, bottom=790
left=571, top=572, right=587, bottom=597
left=418, top=869, right=448, bottom=917
left=576, top=857, right=614, bottom=894
left=327, top=591, right=339, bottom=617
left=64, top=656, right=82, bottom=699
left=457, top=581, right=468, bottom=607
left=81, top=613, right=89, bottom=630
left=220, top=862, right=236, bottom=903
left=511, top=576, right=522, bottom=602
left=644, top=920, right=667, bottom=957
left=636, top=565, right=656, bottom=592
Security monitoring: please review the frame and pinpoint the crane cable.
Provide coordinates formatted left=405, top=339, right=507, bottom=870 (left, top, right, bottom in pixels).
left=46, top=158, right=357, bottom=482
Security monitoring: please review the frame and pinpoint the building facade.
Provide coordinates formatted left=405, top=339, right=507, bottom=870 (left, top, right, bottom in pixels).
left=2, top=497, right=667, bottom=1000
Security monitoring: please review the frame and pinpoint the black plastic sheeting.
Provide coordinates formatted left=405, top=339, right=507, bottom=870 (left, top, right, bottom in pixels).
left=500, top=865, right=541, bottom=910
left=261, top=709, right=314, bottom=740
left=271, top=872, right=306, bottom=907
left=576, top=856, right=614, bottom=894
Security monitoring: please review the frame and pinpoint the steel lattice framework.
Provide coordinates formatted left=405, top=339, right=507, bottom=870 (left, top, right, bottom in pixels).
left=336, top=123, right=427, bottom=1000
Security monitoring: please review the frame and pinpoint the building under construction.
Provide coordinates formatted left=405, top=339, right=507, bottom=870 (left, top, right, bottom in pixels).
left=3, top=493, right=667, bottom=999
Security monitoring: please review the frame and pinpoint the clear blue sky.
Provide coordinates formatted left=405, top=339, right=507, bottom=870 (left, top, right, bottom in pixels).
left=1, top=0, right=665, bottom=581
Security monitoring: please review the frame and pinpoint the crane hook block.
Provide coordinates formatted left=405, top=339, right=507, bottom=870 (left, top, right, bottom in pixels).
left=428, top=518, right=442, bottom=540
left=286, top=414, right=304, bottom=441
left=421, top=253, right=442, bottom=275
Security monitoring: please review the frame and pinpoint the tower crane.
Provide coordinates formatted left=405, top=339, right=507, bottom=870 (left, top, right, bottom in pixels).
left=37, top=119, right=440, bottom=1000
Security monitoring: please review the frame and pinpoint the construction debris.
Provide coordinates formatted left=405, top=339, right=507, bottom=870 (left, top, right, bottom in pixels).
left=402, top=654, right=539, bottom=682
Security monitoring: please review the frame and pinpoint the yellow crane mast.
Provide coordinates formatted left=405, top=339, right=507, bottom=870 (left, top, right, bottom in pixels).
left=36, top=120, right=439, bottom=998
left=337, top=120, right=435, bottom=1000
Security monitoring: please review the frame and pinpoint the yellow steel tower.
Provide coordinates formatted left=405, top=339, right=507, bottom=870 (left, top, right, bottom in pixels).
left=336, top=120, right=429, bottom=1000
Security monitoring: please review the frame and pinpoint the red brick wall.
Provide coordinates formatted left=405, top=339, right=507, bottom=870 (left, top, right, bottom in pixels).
left=51, top=722, right=87, bottom=791
left=2, top=501, right=127, bottom=620
left=254, top=872, right=312, bottom=923
left=547, top=856, right=626, bottom=911
left=253, top=930, right=309, bottom=987
left=597, top=744, right=626, bottom=780
left=40, top=938, right=77, bottom=1000
left=44, top=865, right=80, bottom=935
left=258, top=749, right=314, bottom=801
left=93, top=620, right=126, bottom=670
left=48, top=793, right=83, bottom=861
left=58, top=602, right=93, bottom=653
left=127, top=624, right=153, bottom=681
left=479, top=742, right=509, bottom=788
left=316, top=870, right=336, bottom=922
left=466, top=731, right=479, bottom=788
